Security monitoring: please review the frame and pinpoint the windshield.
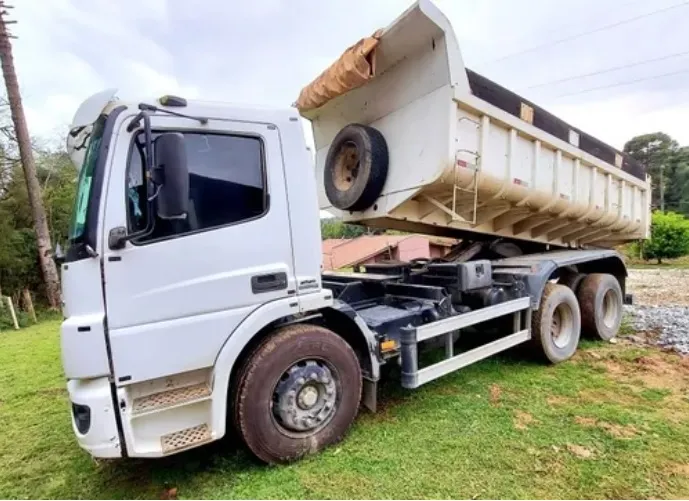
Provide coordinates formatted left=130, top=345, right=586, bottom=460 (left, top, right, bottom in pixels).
left=68, top=116, right=106, bottom=242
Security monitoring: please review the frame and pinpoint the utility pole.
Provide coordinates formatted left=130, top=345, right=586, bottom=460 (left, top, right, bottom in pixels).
left=0, top=3, right=61, bottom=308
left=660, top=164, right=665, bottom=212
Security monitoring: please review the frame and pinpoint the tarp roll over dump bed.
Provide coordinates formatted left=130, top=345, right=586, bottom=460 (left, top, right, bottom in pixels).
left=298, top=0, right=651, bottom=249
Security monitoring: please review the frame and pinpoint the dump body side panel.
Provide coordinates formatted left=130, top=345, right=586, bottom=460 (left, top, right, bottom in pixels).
left=304, top=0, right=651, bottom=248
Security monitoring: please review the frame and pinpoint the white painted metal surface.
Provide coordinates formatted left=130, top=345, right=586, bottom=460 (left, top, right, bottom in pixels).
left=101, top=112, right=297, bottom=385
left=414, top=330, right=531, bottom=388
left=415, top=297, right=530, bottom=342
left=67, top=377, right=122, bottom=457
left=304, top=0, right=651, bottom=248
left=60, top=96, right=330, bottom=458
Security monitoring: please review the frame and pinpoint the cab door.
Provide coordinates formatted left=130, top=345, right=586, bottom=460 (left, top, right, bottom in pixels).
left=101, top=115, right=295, bottom=384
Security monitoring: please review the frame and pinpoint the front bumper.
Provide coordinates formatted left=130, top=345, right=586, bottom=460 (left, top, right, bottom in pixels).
left=67, top=377, right=122, bottom=458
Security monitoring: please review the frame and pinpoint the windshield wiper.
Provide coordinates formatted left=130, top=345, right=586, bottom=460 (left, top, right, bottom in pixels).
left=126, top=103, right=208, bottom=133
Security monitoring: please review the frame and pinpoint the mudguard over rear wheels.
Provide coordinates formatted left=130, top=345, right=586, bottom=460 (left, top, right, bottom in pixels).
left=578, top=273, right=623, bottom=341
left=531, top=283, right=581, bottom=363
left=233, top=323, right=362, bottom=464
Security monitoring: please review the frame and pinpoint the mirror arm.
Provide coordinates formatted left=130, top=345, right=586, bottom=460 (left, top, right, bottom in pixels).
left=111, top=111, right=157, bottom=250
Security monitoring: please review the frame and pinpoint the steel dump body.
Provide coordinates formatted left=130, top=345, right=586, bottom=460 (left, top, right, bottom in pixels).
left=301, top=0, right=651, bottom=248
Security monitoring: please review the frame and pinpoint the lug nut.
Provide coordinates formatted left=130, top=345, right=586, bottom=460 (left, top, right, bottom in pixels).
left=297, top=377, right=305, bottom=385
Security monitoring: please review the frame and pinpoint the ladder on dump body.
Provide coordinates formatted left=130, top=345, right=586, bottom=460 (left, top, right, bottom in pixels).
left=452, top=116, right=482, bottom=225
left=399, top=297, right=531, bottom=389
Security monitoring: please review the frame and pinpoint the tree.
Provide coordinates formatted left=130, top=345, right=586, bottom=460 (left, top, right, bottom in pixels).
left=642, top=211, right=689, bottom=264
left=320, top=218, right=368, bottom=240
left=623, top=132, right=681, bottom=212
left=0, top=149, right=76, bottom=304
left=0, top=7, right=60, bottom=308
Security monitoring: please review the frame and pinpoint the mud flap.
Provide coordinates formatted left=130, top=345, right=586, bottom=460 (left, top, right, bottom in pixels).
left=361, top=376, right=377, bottom=413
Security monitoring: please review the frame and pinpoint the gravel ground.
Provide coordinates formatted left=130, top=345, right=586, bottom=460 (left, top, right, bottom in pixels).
left=624, top=269, right=689, bottom=354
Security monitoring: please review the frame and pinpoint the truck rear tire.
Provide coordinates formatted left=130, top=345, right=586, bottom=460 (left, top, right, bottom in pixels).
left=233, top=323, right=362, bottom=464
left=324, top=124, right=388, bottom=211
left=559, top=271, right=585, bottom=293
left=531, top=283, right=581, bottom=363
left=577, top=273, right=623, bottom=341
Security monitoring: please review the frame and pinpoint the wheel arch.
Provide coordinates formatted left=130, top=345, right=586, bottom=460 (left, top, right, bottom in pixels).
left=511, top=252, right=629, bottom=309
left=320, top=301, right=380, bottom=381
left=212, top=298, right=380, bottom=438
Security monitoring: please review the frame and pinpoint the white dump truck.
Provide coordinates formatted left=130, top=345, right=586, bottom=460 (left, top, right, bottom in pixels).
left=60, top=0, right=650, bottom=464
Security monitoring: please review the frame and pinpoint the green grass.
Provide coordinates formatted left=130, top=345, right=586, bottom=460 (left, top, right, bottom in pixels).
left=625, top=254, right=689, bottom=270
left=3, top=322, right=689, bottom=499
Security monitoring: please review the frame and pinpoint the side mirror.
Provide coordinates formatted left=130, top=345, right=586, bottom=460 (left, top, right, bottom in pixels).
left=153, top=132, right=189, bottom=220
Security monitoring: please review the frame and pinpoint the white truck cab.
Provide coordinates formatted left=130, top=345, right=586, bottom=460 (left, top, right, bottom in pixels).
left=61, top=0, right=642, bottom=464
left=62, top=94, right=333, bottom=459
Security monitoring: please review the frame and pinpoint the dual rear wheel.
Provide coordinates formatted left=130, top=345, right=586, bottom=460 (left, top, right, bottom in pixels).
left=531, top=273, right=623, bottom=363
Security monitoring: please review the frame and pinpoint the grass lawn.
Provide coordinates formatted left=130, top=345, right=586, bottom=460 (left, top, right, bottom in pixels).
left=3, top=321, right=689, bottom=499
left=625, top=255, right=689, bottom=270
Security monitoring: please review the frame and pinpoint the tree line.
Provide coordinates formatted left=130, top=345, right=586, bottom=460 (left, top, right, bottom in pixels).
left=0, top=121, right=74, bottom=308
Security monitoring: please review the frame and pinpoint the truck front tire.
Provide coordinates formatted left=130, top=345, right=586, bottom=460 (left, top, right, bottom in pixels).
left=324, top=124, right=388, bottom=211
left=233, top=323, right=362, bottom=464
left=578, top=273, right=623, bottom=341
left=531, top=283, right=581, bottom=363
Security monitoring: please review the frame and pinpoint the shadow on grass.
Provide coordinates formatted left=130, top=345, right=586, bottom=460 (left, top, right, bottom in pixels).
left=79, top=433, right=260, bottom=498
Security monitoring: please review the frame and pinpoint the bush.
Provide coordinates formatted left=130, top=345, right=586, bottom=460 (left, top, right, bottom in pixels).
left=642, top=211, right=689, bottom=263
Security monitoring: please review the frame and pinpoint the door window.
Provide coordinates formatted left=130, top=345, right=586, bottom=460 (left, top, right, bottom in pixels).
left=126, top=132, right=267, bottom=242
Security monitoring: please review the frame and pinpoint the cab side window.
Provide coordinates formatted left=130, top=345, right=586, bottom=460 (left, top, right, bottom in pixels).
left=125, top=132, right=267, bottom=241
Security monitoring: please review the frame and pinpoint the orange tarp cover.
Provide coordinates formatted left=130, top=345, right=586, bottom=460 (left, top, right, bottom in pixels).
left=295, top=29, right=383, bottom=112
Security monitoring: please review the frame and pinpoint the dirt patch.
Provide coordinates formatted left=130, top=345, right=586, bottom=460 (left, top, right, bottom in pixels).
left=546, top=395, right=569, bottom=406
left=670, top=463, right=689, bottom=477
left=514, top=410, right=537, bottom=431
left=598, top=421, right=639, bottom=439
left=577, top=387, right=641, bottom=407
left=574, top=416, right=597, bottom=427
left=634, top=355, right=659, bottom=367
left=621, top=329, right=661, bottom=347
left=566, top=443, right=595, bottom=459
left=574, top=416, right=639, bottom=438
left=489, top=384, right=501, bottom=405
left=595, top=352, right=689, bottom=394
left=160, top=487, right=178, bottom=500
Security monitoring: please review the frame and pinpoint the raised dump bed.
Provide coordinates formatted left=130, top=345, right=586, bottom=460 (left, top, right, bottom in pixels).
left=298, top=0, right=651, bottom=248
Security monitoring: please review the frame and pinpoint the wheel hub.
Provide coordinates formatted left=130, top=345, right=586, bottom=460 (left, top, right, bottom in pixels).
left=273, top=360, right=337, bottom=433
left=551, top=304, right=573, bottom=349
left=298, top=386, right=319, bottom=409
left=333, top=142, right=360, bottom=191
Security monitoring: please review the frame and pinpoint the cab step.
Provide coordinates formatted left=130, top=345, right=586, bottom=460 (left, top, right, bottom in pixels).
left=161, top=423, right=211, bottom=454
left=131, top=383, right=211, bottom=416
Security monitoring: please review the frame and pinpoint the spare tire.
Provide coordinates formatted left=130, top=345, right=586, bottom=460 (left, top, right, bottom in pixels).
left=324, top=124, right=388, bottom=211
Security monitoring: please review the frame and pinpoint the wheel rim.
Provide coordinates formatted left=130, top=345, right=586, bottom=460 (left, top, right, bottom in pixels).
left=551, top=303, right=574, bottom=349
left=332, top=141, right=360, bottom=191
left=602, top=289, right=619, bottom=328
left=272, top=359, right=338, bottom=434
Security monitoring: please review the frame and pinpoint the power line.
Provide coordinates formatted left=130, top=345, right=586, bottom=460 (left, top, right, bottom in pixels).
left=554, top=68, right=689, bottom=98
left=480, top=0, right=689, bottom=66
left=522, top=50, right=689, bottom=90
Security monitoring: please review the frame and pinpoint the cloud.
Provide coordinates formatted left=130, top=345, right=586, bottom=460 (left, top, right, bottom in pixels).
left=8, top=0, right=689, bottom=150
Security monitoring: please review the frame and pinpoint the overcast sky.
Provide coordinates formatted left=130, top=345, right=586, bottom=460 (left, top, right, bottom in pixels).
left=12, top=0, right=689, bottom=150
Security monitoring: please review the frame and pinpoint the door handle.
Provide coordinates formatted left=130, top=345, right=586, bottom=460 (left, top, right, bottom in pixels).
left=251, top=272, right=288, bottom=294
